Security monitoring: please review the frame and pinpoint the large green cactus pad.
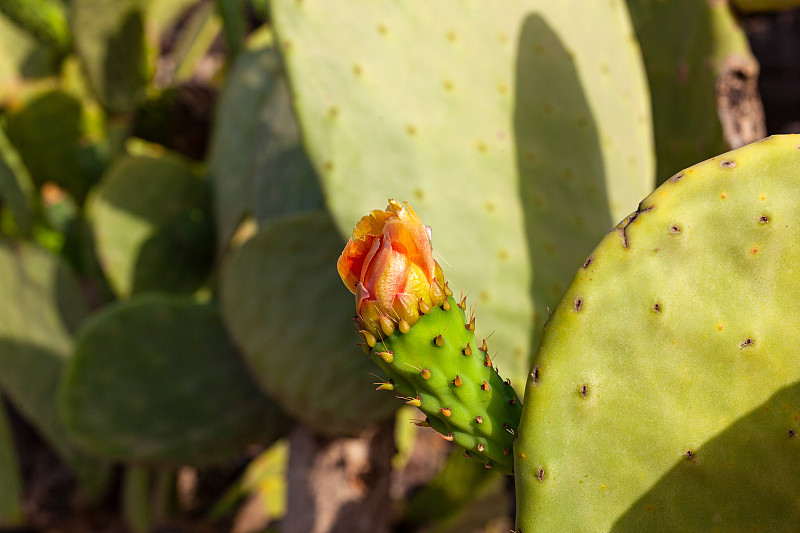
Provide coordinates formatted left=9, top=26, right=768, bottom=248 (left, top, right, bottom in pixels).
left=516, top=135, right=800, bottom=532
left=221, top=210, right=397, bottom=436
left=86, top=154, right=214, bottom=298
left=272, top=0, right=654, bottom=388
left=60, top=295, right=290, bottom=465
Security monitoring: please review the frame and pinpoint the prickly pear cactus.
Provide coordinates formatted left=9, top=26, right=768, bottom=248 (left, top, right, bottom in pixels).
left=0, top=10, right=61, bottom=89
left=338, top=201, right=521, bottom=473
left=516, top=135, right=800, bottom=531
left=369, top=296, right=522, bottom=474
left=272, top=0, right=654, bottom=388
left=4, top=88, right=107, bottom=202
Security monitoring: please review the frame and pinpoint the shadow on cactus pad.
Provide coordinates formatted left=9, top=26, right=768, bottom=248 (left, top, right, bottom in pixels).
left=613, top=381, right=800, bottom=531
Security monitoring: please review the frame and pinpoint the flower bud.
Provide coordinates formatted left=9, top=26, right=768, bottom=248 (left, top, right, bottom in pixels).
left=337, top=200, right=446, bottom=336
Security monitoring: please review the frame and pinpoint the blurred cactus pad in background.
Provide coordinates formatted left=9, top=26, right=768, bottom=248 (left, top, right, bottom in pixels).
left=0, top=0, right=798, bottom=532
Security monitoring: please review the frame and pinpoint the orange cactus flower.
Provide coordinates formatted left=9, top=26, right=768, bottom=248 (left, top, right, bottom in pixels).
left=337, top=200, right=447, bottom=336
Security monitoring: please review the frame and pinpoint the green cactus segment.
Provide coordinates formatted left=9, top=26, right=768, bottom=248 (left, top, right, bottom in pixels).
left=70, top=0, right=149, bottom=113
left=516, top=134, right=800, bottom=531
left=0, top=0, right=71, bottom=53
left=626, top=0, right=757, bottom=184
left=60, top=295, right=290, bottom=465
left=86, top=154, right=214, bottom=298
left=0, top=239, right=109, bottom=497
left=208, top=37, right=322, bottom=248
left=221, top=210, right=398, bottom=436
left=371, top=297, right=522, bottom=475
left=271, top=0, right=653, bottom=389
left=0, top=401, right=23, bottom=527
left=0, top=128, right=33, bottom=236
left=4, top=88, right=107, bottom=202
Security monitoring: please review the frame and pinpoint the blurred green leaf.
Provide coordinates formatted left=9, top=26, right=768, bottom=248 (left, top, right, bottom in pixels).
left=0, top=0, right=71, bottom=53
left=146, top=0, right=199, bottom=32
left=4, top=88, right=107, bottom=202
left=209, top=439, right=288, bottom=522
left=0, top=239, right=109, bottom=497
left=71, top=0, right=149, bottom=112
left=208, top=39, right=323, bottom=248
left=216, top=0, right=247, bottom=58
left=60, top=295, right=291, bottom=465
left=0, top=12, right=61, bottom=90
left=86, top=153, right=215, bottom=298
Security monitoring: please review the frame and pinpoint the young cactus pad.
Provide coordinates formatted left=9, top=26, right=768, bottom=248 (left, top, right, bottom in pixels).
left=338, top=201, right=522, bottom=473
left=516, top=135, right=800, bottom=531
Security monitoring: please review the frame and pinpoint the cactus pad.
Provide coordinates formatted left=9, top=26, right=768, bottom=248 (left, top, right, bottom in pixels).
left=272, top=0, right=654, bottom=388
left=626, top=0, right=760, bottom=183
left=732, top=0, right=800, bottom=12
left=60, top=295, right=290, bottom=465
left=86, top=154, right=214, bottom=298
left=221, top=210, right=398, bottom=435
left=516, top=135, right=800, bottom=531
left=4, top=89, right=106, bottom=202
left=208, top=41, right=322, bottom=248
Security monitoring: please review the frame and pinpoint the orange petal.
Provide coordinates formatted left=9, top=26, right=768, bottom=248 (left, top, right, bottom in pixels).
left=352, top=209, right=394, bottom=240
left=371, top=242, right=410, bottom=312
left=388, top=203, right=435, bottom=280
left=337, top=236, right=375, bottom=293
